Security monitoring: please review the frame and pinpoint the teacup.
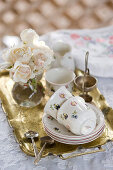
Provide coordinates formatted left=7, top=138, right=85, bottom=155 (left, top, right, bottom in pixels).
left=57, top=96, right=96, bottom=135
left=45, top=67, right=75, bottom=95
left=44, top=86, right=72, bottom=119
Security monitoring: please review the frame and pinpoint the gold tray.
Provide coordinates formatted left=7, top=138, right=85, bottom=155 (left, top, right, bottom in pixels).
left=0, top=69, right=113, bottom=160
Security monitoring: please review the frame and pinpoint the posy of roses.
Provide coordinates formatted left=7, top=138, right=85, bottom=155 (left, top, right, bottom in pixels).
left=0, top=29, right=54, bottom=90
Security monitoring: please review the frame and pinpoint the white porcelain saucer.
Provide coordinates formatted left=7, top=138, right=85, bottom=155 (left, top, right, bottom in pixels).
left=44, top=125, right=105, bottom=145
left=42, top=103, right=105, bottom=144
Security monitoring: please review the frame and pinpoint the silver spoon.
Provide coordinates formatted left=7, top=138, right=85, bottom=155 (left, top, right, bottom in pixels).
left=24, top=131, right=39, bottom=158
left=34, top=136, right=54, bottom=165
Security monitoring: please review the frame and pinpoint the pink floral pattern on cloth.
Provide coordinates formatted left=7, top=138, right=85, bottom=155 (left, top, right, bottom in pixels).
left=70, top=32, right=113, bottom=50
left=41, top=26, right=113, bottom=78
left=69, top=30, right=113, bottom=60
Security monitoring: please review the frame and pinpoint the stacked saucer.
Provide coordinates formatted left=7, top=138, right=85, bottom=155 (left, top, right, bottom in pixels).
left=43, top=103, right=105, bottom=145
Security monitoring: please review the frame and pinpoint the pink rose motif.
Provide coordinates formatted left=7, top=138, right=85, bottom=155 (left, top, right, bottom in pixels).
left=59, top=93, right=65, bottom=98
left=65, top=124, right=70, bottom=130
left=96, top=38, right=105, bottom=43
left=83, top=36, right=91, bottom=40
left=109, top=40, right=113, bottom=44
left=70, top=33, right=80, bottom=40
left=71, top=101, right=77, bottom=106
left=109, top=35, right=113, bottom=40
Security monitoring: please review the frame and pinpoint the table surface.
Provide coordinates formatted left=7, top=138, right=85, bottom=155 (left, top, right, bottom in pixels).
left=0, top=71, right=113, bottom=170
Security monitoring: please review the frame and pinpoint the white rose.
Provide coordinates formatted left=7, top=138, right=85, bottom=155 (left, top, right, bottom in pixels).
left=20, top=29, right=39, bottom=47
left=16, top=47, right=32, bottom=64
left=11, top=47, right=32, bottom=64
left=35, top=59, right=44, bottom=70
left=32, top=44, right=54, bottom=70
left=11, top=61, right=32, bottom=83
left=2, top=46, right=32, bottom=65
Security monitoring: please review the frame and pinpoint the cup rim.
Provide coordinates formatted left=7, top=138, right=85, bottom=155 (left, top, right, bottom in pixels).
left=74, top=75, right=98, bottom=91
left=45, top=68, right=75, bottom=86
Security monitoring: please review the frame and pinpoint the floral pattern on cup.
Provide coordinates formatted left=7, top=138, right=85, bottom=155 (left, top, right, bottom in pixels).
left=54, top=127, right=60, bottom=133
left=47, top=115, right=54, bottom=120
left=71, top=110, right=78, bottom=119
left=63, top=113, right=68, bottom=119
left=50, top=104, right=60, bottom=111
left=46, top=81, right=74, bottom=96
left=45, top=68, right=75, bottom=95
left=59, top=93, right=65, bottom=98
left=54, top=104, right=60, bottom=110
left=65, top=124, right=70, bottom=131
left=71, top=101, right=77, bottom=106
left=61, top=113, right=68, bottom=120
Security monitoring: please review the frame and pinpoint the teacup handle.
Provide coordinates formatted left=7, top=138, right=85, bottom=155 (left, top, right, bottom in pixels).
left=59, top=146, right=105, bottom=160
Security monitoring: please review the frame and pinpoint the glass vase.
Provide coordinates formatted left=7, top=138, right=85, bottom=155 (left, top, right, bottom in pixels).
left=12, top=81, right=44, bottom=107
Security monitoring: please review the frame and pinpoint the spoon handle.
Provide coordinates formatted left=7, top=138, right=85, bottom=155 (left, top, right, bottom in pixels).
left=34, top=142, right=46, bottom=165
left=31, top=138, right=39, bottom=157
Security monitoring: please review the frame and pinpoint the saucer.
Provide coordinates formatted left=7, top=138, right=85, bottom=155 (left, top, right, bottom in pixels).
left=42, top=103, right=105, bottom=144
left=44, top=125, right=105, bottom=145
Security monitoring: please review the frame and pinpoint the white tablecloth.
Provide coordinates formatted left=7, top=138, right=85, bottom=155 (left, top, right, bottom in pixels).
left=0, top=27, right=113, bottom=170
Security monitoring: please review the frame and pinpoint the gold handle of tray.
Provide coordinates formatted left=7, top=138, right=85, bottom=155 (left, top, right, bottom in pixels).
left=59, top=146, right=105, bottom=160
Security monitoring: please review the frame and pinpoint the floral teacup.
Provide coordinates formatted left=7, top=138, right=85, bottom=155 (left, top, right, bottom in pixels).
left=57, top=96, right=97, bottom=135
left=45, top=67, right=75, bottom=96
left=44, top=86, right=72, bottom=119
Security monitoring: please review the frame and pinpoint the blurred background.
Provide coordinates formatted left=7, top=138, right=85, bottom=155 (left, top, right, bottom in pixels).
left=0, top=0, right=113, bottom=41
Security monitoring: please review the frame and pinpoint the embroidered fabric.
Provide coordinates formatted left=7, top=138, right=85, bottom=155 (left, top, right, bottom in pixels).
left=41, top=26, right=113, bottom=78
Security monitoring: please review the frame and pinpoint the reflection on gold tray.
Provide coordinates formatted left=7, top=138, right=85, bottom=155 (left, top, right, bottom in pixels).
left=0, top=69, right=113, bottom=160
